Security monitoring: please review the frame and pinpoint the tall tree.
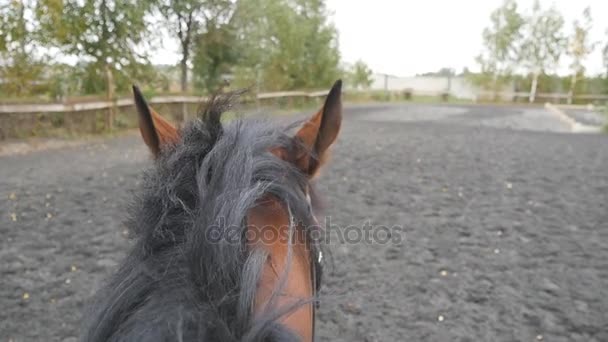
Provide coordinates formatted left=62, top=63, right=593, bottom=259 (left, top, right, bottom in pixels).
left=0, top=0, right=45, bottom=96
left=231, top=0, right=340, bottom=91
left=37, top=0, right=153, bottom=127
left=37, top=0, right=153, bottom=92
left=603, top=29, right=608, bottom=78
left=566, top=7, right=596, bottom=104
left=157, top=0, right=234, bottom=92
left=519, top=0, right=566, bottom=103
left=192, top=23, right=237, bottom=93
left=347, top=60, right=373, bottom=90
left=475, top=0, right=524, bottom=97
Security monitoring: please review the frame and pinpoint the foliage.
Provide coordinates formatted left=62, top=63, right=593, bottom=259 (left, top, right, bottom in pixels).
left=0, top=0, right=31, bottom=53
left=566, top=7, right=596, bottom=102
left=519, top=0, right=566, bottom=101
left=603, top=29, right=608, bottom=77
left=3, top=0, right=608, bottom=102
left=519, top=1, right=566, bottom=74
left=0, top=0, right=46, bottom=97
left=44, top=63, right=80, bottom=100
left=157, top=0, right=235, bottom=92
left=36, top=0, right=154, bottom=95
left=346, top=60, right=373, bottom=89
left=419, top=68, right=456, bottom=77
left=511, top=73, right=606, bottom=100
left=474, top=0, right=523, bottom=91
left=230, top=0, right=341, bottom=91
left=466, top=62, right=502, bottom=91
left=192, top=24, right=238, bottom=93
left=473, top=1, right=607, bottom=103
left=603, top=106, right=608, bottom=134
left=568, top=8, right=596, bottom=77
left=0, top=57, right=47, bottom=97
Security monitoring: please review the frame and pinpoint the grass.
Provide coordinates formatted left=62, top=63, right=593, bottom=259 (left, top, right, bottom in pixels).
left=343, top=90, right=474, bottom=105
left=603, top=106, right=608, bottom=133
left=407, top=95, right=473, bottom=105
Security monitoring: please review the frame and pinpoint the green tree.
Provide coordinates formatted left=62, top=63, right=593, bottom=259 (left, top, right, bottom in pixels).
left=347, top=60, right=373, bottom=90
left=567, top=7, right=596, bottom=104
left=157, top=0, right=234, bottom=92
left=36, top=0, right=153, bottom=96
left=192, top=23, right=237, bottom=93
left=0, top=0, right=45, bottom=97
left=37, top=0, right=154, bottom=128
left=474, top=0, right=524, bottom=97
left=603, top=29, right=608, bottom=78
left=519, top=0, right=566, bottom=103
left=231, top=0, right=340, bottom=91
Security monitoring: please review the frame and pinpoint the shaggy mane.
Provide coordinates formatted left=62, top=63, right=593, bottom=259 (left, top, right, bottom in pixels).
left=82, top=93, right=323, bottom=342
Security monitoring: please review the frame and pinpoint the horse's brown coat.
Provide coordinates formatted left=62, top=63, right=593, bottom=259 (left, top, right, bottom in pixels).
left=132, top=81, right=342, bottom=341
left=247, top=196, right=314, bottom=341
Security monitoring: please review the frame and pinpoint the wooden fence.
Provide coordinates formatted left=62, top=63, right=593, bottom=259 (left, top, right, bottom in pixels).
left=0, top=90, right=331, bottom=114
left=0, top=90, right=335, bottom=140
left=1, top=88, right=606, bottom=140
left=2, top=88, right=607, bottom=115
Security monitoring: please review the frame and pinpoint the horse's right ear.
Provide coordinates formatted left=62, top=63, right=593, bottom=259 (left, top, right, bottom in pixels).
left=292, top=79, right=342, bottom=176
left=132, top=85, right=179, bottom=157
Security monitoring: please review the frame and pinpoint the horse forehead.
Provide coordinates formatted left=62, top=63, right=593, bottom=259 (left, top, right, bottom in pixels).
left=246, top=195, right=296, bottom=250
left=246, top=196, right=314, bottom=341
left=247, top=195, right=288, bottom=224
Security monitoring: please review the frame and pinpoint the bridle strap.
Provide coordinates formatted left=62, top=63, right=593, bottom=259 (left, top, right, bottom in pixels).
left=311, top=254, right=317, bottom=341
left=305, top=185, right=319, bottom=341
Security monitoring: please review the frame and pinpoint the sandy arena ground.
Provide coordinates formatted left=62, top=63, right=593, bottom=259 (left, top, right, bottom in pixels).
left=1, top=103, right=607, bottom=341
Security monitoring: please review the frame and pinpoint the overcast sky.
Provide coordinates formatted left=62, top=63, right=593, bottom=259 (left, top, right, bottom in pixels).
left=326, top=0, right=608, bottom=76
left=151, top=0, right=608, bottom=77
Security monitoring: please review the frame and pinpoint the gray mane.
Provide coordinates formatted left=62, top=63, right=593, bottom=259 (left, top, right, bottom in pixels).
left=82, top=95, right=323, bottom=341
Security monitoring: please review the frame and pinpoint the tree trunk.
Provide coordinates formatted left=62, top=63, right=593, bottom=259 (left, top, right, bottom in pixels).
left=492, top=73, right=499, bottom=102
left=446, top=73, right=452, bottom=94
left=105, top=64, right=115, bottom=131
left=255, top=67, right=262, bottom=111
left=529, top=72, right=539, bottom=103
left=383, top=74, right=389, bottom=101
left=568, top=73, right=577, bottom=105
left=181, top=102, right=189, bottom=122
left=180, top=58, right=188, bottom=93
left=180, top=57, right=189, bottom=121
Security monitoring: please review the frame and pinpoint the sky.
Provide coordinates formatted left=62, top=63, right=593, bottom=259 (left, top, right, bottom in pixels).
left=325, top=0, right=608, bottom=76
left=150, top=0, right=608, bottom=77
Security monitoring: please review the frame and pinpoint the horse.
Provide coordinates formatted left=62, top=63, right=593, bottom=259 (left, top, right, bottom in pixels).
left=82, top=80, right=343, bottom=341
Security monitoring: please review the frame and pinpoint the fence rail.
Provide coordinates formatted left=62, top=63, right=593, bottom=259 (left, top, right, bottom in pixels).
left=0, top=90, right=331, bottom=114
left=1, top=88, right=607, bottom=114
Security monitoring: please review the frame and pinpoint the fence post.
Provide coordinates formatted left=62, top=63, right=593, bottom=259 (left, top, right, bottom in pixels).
left=384, top=74, right=390, bottom=101
left=106, top=101, right=116, bottom=131
left=105, top=65, right=115, bottom=131
left=181, top=102, right=188, bottom=122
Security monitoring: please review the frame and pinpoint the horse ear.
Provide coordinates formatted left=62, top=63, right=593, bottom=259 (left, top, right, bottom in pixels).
left=294, top=79, right=342, bottom=176
left=132, top=85, right=179, bottom=157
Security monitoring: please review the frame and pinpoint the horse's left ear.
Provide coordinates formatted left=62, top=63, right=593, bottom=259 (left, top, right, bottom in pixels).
left=132, top=85, right=179, bottom=157
left=294, top=79, right=342, bottom=176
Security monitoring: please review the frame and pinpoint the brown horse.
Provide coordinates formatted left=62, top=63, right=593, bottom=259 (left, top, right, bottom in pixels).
left=82, top=80, right=342, bottom=341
